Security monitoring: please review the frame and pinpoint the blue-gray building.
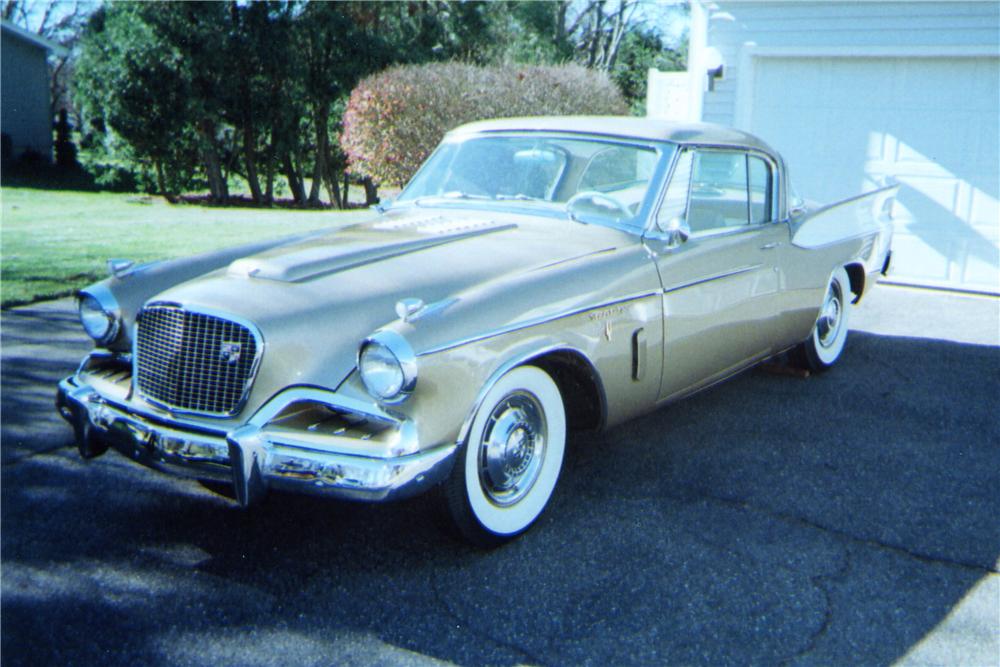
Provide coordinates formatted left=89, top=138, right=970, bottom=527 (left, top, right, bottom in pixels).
left=1, top=19, right=66, bottom=162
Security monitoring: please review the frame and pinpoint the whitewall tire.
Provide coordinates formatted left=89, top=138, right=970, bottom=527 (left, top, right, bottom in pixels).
left=797, top=266, right=852, bottom=372
left=444, top=365, right=566, bottom=546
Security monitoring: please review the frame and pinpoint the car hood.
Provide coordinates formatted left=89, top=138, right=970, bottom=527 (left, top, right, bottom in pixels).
left=151, top=207, right=635, bottom=419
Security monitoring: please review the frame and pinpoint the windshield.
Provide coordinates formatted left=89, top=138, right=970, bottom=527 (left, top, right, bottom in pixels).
left=396, top=133, right=670, bottom=228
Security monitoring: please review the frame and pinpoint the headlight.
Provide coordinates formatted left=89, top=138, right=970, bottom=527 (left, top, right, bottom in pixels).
left=358, top=331, right=417, bottom=403
left=78, top=288, right=120, bottom=345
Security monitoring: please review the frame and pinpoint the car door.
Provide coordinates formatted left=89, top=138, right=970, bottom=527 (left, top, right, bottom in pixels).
left=645, top=147, right=788, bottom=402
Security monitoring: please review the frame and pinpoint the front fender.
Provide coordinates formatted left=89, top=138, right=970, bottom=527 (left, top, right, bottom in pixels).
left=367, top=289, right=663, bottom=453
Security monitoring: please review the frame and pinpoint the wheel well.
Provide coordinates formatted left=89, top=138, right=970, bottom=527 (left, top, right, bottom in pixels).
left=530, top=350, right=605, bottom=432
left=844, top=263, right=865, bottom=304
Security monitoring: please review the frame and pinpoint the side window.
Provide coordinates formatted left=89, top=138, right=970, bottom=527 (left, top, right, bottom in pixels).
left=656, top=150, right=693, bottom=230
left=688, top=150, right=749, bottom=233
left=748, top=156, right=772, bottom=224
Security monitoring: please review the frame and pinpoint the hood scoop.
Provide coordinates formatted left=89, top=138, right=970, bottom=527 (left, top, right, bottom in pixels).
left=229, top=223, right=516, bottom=283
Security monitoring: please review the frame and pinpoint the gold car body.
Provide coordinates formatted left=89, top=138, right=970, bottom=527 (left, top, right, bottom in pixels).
left=57, top=117, right=896, bottom=506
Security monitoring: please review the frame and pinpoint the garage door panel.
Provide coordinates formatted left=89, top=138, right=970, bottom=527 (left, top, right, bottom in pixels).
left=890, top=234, right=952, bottom=282
left=894, top=176, right=962, bottom=225
left=963, top=244, right=1000, bottom=288
left=973, top=117, right=999, bottom=171
left=748, top=55, right=999, bottom=292
left=970, top=182, right=1000, bottom=231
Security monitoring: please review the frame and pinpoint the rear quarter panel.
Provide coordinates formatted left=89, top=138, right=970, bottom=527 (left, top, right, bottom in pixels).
left=776, top=184, right=897, bottom=343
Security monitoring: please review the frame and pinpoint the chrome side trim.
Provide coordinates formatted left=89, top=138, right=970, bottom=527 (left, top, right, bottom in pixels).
left=532, top=246, right=617, bottom=272
left=418, top=290, right=661, bottom=357
left=662, top=265, right=762, bottom=294
left=131, top=301, right=266, bottom=419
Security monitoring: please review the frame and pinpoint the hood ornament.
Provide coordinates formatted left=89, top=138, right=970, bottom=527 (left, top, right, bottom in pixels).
left=395, top=298, right=425, bottom=323
left=107, top=258, right=135, bottom=279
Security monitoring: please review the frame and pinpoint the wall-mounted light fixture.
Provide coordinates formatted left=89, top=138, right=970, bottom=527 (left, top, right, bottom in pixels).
left=702, top=46, right=725, bottom=92
left=707, top=64, right=725, bottom=91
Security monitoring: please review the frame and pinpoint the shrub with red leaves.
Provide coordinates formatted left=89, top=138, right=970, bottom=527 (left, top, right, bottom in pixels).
left=341, top=62, right=628, bottom=187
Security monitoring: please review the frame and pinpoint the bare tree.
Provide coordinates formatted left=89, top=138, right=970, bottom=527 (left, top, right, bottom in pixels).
left=560, top=0, right=644, bottom=71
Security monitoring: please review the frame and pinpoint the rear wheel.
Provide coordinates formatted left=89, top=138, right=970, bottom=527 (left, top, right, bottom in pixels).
left=444, top=366, right=566, bottom=547
left=796, top=267, right=851, bottom=372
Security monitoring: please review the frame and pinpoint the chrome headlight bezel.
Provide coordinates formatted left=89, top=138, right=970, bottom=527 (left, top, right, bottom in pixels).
left=358, top=330, right=417, bottom=404
left=77, top=285, right=121, bottom=346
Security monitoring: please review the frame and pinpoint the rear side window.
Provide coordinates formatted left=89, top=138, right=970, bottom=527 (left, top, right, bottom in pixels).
left=688, top=150, right=749, bottom=232
left=657, top=148, right=776, bottom=235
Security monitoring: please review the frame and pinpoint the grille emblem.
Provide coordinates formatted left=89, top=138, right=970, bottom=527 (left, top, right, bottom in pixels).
left=220, top=341, right=243, bottom=365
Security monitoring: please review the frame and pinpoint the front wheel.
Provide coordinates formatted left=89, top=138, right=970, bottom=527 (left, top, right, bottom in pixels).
left=795, top=266, right=852, bottom=372
left=444, top=365, right=566, bottom=547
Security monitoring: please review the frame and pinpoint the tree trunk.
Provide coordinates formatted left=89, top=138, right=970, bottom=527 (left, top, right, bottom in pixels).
left=308, top=154, right=323, bottom=206
left=324, top=164, right=343, bottom=210
left=309, top=101, right=343, bottom=208
left=307, top=104, right=323, bottom=206
left=363, top=176, right=379, bottom=206
left=554, top=1, right=568, bottom=45
left=154, top=160, right=176, bottom=203
left=283, top=152, right=306, bottom=205
left=199, top=120, right=228, bottom=203
left=587, top=2, right=604, bottom=68
left=264, top=138, right=276, bottom=206
left=243, top=122, right=264, bottom=204
left=604, top=1, right=631, bottom=69
left=343, top=171, right=350, bottom=207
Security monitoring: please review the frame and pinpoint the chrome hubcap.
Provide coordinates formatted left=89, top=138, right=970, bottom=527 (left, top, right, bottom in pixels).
left=817, top=283, right=843, bottom=348
left=478, top=392, right=546, bottom=506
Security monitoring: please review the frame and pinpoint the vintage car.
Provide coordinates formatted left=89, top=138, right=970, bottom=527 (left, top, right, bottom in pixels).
left=57, top=117, right=896, bottom=545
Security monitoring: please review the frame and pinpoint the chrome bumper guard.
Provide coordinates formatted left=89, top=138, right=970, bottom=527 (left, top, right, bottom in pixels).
left=57, top=376, right=457, bottom=505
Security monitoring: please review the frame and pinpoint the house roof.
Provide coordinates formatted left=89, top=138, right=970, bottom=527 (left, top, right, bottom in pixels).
left=1, top=19, right=68, bottom=56
left=449, top=116, right=777, bottom=154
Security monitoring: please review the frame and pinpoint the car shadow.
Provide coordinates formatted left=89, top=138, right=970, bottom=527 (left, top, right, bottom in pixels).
left=2, top=330, right=998, bottom=666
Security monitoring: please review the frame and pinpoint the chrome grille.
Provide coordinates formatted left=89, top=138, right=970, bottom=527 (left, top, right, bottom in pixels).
left=135, top=304, right=260, bottom=416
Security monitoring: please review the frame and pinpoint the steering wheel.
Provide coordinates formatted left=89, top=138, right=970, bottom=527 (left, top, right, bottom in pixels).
left=565, top=191, right=632, bottom=221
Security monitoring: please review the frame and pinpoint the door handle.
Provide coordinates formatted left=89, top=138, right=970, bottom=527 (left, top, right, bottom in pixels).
left=760, top=242, right=781, bottom=250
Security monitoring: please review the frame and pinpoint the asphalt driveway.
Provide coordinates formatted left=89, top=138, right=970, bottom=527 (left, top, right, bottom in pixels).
left=2, top=285, right=998, bottom=666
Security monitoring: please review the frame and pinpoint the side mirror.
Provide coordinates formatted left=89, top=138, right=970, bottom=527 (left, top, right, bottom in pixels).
left=660, top=216, right=691, bottom=248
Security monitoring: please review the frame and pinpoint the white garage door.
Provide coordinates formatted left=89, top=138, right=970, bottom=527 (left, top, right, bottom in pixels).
left=746, top=56, right=999, bottom=293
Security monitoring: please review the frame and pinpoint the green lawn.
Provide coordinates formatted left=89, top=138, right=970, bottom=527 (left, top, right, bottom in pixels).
left=1, top=188, right=372, bottom=308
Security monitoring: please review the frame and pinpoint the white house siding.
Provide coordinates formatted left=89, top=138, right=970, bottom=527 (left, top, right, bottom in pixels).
left=0, top=25, right=55, bottom=161
left=700, top=1, right=1000, bottom=293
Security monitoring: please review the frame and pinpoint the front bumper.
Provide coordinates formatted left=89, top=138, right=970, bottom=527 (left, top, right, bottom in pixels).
left=57, top=375, right=457, bottom=505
